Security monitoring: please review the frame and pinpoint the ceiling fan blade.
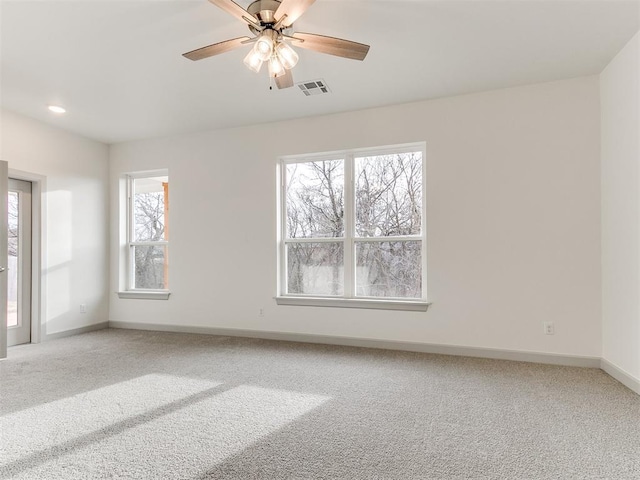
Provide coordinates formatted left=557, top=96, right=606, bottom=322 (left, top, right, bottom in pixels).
left=275, top=69, right=294, bottom=89
left=291, top=33, right=370, bottom=61
left=275, top=0, right=317, bottom=28
left=208, top=0, right=259, bottom=26
left=183, top=36, right=251, bottom=61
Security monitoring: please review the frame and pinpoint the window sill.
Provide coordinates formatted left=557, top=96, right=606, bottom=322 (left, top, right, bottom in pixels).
left=275, top=296, right=430, bottom=312
left=117, top=291, right=171, bottom=300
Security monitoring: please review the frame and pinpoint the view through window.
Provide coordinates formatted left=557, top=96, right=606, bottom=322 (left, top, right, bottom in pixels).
left=281, top=145, right=425, bottom=301
left=129, top=174, right=169, bottom=290
left=7, top=191, right=18, bottom=326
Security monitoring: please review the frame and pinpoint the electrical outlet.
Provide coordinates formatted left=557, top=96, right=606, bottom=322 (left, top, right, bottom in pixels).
left=543, top=322, right=554, bottom=335
left=259, top=308, right=264, bottom=317
left=80, top=304, right=87, bottom=314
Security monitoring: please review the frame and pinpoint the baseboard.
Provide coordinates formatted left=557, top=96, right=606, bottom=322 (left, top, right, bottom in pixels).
left=600, top=358, right=640, bottom=395
left=108, top=321, right=601, bottom=368
left=44, top=321, right=109, bottom=341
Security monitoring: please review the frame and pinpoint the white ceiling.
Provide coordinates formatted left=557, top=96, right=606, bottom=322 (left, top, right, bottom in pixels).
left=1, top=0, right=638, bottom=144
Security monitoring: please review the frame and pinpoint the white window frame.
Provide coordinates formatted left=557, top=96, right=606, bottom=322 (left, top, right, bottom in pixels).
left=118, top=170, right=170, bottom=300
left=276, top=143, right=429, bottom=311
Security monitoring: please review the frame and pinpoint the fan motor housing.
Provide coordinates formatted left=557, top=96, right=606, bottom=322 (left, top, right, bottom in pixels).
left=247, top=0, right=281, bottom=28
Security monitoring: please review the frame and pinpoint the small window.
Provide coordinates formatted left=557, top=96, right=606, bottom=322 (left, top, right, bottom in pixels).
left=278, top=144, right=427, bottom=309
left=127, top=173, right=169, bottom=292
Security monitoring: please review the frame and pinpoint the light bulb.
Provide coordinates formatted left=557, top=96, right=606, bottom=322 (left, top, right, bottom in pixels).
left=48, top=105, right=66, bottom=114
left=254, top=32, right=274, bottom=61
left=243, top=47, right=263, bottom=73
left=268, top=55, right=285, bottom=78
left=275, top=42, right=299, bottom=70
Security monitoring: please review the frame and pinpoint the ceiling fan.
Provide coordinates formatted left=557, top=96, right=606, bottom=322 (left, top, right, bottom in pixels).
left=183, top=0, right=370, bottom=89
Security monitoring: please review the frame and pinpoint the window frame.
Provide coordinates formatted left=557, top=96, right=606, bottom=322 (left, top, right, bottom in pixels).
left=118, top=170, right=170, bottom=300
left=277, top=143, right=429, bottom=311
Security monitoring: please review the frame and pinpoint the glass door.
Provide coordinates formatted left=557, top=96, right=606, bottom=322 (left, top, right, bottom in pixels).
left=7, top=178, right=31, bottom=346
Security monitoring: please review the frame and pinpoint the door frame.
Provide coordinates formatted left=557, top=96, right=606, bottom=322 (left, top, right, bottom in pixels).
left=8, top=169, right=44, bottom=346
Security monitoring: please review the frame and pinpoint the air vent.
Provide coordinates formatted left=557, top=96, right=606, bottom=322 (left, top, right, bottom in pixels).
left=297, top=79, right=330, bottom=96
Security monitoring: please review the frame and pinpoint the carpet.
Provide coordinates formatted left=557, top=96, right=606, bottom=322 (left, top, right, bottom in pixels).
left=1, top=328, right=638, bottom=479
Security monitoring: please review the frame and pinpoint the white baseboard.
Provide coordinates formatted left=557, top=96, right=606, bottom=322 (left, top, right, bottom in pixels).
left=600, top=358, right=640, bottom=395
left=44, top=321, right=109, bottom=341
left=108, top=321, right=601, bottom=368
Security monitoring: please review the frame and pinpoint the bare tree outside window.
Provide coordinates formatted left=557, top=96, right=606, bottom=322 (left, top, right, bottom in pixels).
left=8, top=192, right=18, bottom=257
left=130, top=176, right=168, bottom=290
left=286, top=160, right=344, bottom=295
left=7, top=192, right=18, bottom=326
left=134, top=190, right=165, bottom=242
left=282, top=147, right=424, bottom=300
left=355, top=153, right=422, bottom=298
left=355, top=153, right=422, bottom=237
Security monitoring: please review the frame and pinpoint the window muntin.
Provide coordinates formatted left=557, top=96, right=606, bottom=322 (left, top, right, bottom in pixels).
left=281, top=145, right=426, bottom=302
left=128, top=174, right=169, bottom=291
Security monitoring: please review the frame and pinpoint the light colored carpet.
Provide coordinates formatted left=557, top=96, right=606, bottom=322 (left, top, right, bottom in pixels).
left=0, top=328, right=638, bottom=480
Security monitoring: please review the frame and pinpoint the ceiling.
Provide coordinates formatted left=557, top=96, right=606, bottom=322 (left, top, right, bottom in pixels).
left=1, top=0, right=638, bottom=144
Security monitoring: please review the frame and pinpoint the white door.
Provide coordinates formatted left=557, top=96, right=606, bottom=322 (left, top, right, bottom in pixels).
left=0, top=161, right=8, bottom=358
left=7, top=178, right=32, bottom=346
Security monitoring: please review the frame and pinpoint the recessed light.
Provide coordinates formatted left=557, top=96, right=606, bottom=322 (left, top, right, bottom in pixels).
left=48, top=105, right=66, bottom=114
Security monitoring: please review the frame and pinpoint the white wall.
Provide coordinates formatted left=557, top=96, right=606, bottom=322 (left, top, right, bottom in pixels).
left=110, top=76, right=601, bottom=358
left=601, top=32, right=640, bottom=382
left=0, top=109, right=109, bottom=336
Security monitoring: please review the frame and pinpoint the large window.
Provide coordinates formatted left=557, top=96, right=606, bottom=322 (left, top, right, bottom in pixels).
left=127, top=173, right=169, bottom=292
left=278, top=144, right=427, bottom=310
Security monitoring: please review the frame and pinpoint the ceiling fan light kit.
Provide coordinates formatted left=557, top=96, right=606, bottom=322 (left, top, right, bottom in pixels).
left=243, top=28, right=297, bottom=78
left=183, top=0, right=370, bottom=89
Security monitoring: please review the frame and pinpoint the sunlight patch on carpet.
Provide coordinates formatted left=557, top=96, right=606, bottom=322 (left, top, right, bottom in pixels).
left=1, top=380, right=329, bottom=479
left=0, top=375, right=221, bottom=468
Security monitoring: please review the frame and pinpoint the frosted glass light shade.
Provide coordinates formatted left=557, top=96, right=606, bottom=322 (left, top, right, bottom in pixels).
left=275, top=42, right=299, bottom=70
left=268, top=55, right=285, bottom=78
left=255, top=34, right=274, bottom=61
left=243, top=47, right=264, bottom=73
